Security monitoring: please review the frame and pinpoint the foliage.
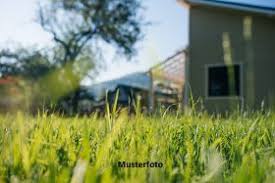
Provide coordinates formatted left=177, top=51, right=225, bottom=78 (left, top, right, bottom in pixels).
left=0, top=0, right=144, bottom=112
left=38, top=0, right=144, bottom=64
left=0, top=48, right=55, bottom=79
left=0, top=110, right=275, bottom=182
left=0, top=47, right=99, bottom=113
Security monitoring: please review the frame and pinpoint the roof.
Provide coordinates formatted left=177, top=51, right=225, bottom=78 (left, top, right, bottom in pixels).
left=150, top=49, right=185, bottom=85
left=84, top=72, right=151, bottom=101
left=181, top=0, right=275, bottom=16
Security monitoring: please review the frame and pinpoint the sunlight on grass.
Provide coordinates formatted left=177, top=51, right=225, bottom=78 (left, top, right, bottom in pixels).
left=0, top=110, right=275, bottom=182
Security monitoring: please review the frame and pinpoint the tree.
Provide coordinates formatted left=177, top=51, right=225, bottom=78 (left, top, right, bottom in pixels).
left=38, top=0, right=144, bottom=65
left=0, top=48, right=54, bottom=79
left=0, top=48, right=55, bottom=112
left=0, top=0, right=144, bottom=114
left=37, top=0, right=144, bottom=114
left=0, top=47, right=97, bottom=113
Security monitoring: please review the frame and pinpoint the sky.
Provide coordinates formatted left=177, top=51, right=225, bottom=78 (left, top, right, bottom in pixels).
left=0, top=0, right=189, bottom=84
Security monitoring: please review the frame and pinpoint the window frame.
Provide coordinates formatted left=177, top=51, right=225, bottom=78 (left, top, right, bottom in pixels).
left=205, top=63, right=243, bottom=99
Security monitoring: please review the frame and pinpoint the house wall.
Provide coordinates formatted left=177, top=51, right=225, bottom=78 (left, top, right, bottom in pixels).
left=188, top=5, right=275, bottom=113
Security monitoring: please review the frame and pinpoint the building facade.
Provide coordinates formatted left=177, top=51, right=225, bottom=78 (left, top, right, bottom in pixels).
left=181, top=0, right=275, bottom=113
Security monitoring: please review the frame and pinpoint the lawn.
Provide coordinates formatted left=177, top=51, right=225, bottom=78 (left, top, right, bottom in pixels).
left=0, top=110, right=275, bottom=182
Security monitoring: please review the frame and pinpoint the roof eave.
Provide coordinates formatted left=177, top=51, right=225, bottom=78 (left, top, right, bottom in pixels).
left=180, top=0, right=275, bottom=17
left=177, top=0, right=191, bottom=9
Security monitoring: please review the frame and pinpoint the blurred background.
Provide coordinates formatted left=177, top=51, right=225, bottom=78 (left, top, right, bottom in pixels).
left=0, top=0, right=188, bottom=115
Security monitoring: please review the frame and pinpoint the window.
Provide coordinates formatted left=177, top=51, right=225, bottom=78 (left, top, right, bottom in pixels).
left=207, top=64, right=241, bottom=97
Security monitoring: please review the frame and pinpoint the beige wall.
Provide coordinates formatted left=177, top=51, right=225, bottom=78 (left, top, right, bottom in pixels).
left=188, top=5, right=275, bottom=113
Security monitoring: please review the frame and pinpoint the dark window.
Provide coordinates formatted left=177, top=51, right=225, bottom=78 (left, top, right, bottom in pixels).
left=208, top=65, right=240, bottom=97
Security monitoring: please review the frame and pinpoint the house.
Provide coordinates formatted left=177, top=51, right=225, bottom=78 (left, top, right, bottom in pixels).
left=179, top=0, right=275, bottom=113
left=56, top=72, right=153, bottom=115
left=66, top=49, right=186, bottom=115
left=78, top=71, right=182, bottom=114
left=149, top=49, right=186, bottom=110
left=83, top=72, right=152, bottom=114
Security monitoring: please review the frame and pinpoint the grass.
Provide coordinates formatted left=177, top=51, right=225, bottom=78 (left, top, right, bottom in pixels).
left=0, top=109, right=275, bottom=183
